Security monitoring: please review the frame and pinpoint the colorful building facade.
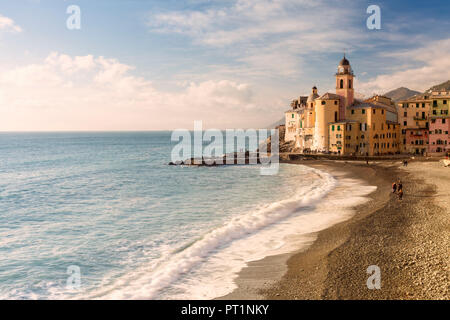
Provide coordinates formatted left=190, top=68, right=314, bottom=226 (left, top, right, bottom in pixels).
left=429, top=94, right=450, bottom=153
left=398, top=92, right=450, bottom=155
left=398, top=95, right=431, bottom=154
left=285, top=56, right=401, bottom=156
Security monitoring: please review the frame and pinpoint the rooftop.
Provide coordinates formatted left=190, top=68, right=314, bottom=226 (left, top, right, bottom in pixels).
left=318, top=92, right=340, bottom=100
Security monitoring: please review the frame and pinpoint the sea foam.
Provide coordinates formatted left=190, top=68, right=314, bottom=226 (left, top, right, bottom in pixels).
left=84, top=166, right=348, bottom=299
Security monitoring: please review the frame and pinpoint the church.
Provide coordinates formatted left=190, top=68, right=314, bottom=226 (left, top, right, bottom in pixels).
left=285, top=56, right=400, bottom=156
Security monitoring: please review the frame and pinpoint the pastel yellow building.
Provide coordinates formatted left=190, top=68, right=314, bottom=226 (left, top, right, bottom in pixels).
left=397, top=95, right=431, bottom=154
left=329, top=121, right=360, bottom=155
left=313, top=93, right=340, bottom=152
left=341, top=103, right=400, bottom=155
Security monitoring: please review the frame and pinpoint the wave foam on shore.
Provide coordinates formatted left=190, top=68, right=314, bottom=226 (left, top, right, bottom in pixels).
left=85, top=165, right=375, bottom=300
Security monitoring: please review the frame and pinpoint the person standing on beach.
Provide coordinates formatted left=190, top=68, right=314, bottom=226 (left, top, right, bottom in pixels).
left=398, top=188, right=403, bottom=200
left=397, top=180, right=403, bottom=200
left=392, top=182, right=397, bottom=193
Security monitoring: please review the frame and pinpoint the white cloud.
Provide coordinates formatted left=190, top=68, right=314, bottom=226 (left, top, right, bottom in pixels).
left=0, top=14, right=22, bottom=33
left=0, top=53, right=280, bottom=131
left=148, top=0, right=328, bottom=46
left=147, top=0, right=364, bottom=79
left=358, top=38, right=450, bottom=95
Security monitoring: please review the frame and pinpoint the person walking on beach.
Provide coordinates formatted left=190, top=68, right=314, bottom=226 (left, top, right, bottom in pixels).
left=392, top=182, right=397, bottom=193
left=398, top=188, right=403, bottom=200
left=397, top=180, right=403, bottom=200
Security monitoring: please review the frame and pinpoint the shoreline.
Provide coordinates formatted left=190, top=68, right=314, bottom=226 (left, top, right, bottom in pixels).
left=220, top=160, right=449, bottom=300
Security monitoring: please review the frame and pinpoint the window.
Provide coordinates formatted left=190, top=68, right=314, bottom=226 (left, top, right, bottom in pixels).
left=362, top=109, right=366, bottom=114
left=382, top=110, right=384, bottom=115
left=321, top=101, right=326, bottom=105
left=443, top=119, right=446, bottom=124
left=422, top=103, right=425, bottom=108
left=292, top=114, right=294, bottom=118
left=351, top=109, right=355, bottom=114
left=433, top=100, right=438, bottom=107
left=334, top=100, right=338, bottom=105
left=416, top=103, right=419, bottom=108
left=404, top=121, right=407, bottom=126
left=337, top=125, right=341, bottom=131
left=444, top=100, right=447, bottom=104
left=332, top=125, right=335, bottom=131
left=334, top=111, right=338, bottom=122
left=373, top=109, right=376, bottom=114
left=349, top=80, right=352, bottom=89
left=404, top=112, right=407, bottom=117
left=340, top=79, right=344, bottom=89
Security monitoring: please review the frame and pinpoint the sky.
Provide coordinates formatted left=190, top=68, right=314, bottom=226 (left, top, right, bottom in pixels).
left=0, top=0, right=449, bottom=131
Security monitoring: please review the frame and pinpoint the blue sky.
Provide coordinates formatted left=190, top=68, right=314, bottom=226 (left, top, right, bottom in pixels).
left=0, top=0, right=449, bottom=130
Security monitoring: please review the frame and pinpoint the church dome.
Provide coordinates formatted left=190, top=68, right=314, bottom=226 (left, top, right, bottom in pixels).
left=339, top=56, right=350, bottom=66
left=307, top=92, right=319, bottom=103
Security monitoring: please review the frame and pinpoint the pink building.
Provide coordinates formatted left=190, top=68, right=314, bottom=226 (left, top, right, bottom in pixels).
left=405, top=128, right=429, bottom=155
left=429, top=117, right=450, bottom=153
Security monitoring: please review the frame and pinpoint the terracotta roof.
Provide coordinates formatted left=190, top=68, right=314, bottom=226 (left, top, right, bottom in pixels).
left=318, top=92, right=340, bottom=100
left=351, top=102, right=387, bottom=109
left=398, top=94, right=429, bottom=103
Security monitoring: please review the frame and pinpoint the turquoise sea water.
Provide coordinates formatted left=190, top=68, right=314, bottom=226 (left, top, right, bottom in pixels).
left=0, top=132, right=348, bottom=299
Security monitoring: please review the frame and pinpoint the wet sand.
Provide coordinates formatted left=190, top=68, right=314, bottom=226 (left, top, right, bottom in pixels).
left=221, top=160, right=449, bottom=300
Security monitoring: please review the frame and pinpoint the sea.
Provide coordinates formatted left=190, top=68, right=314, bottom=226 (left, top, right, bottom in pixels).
left=0, top=132, right=375, bottom=299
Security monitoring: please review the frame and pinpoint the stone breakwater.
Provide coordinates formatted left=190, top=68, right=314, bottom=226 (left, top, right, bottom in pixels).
left=168, top=151, right=269, bottom=166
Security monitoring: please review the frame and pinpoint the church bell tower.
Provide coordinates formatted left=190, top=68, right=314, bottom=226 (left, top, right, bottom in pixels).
left=335, top=55, right=354, bottom=120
